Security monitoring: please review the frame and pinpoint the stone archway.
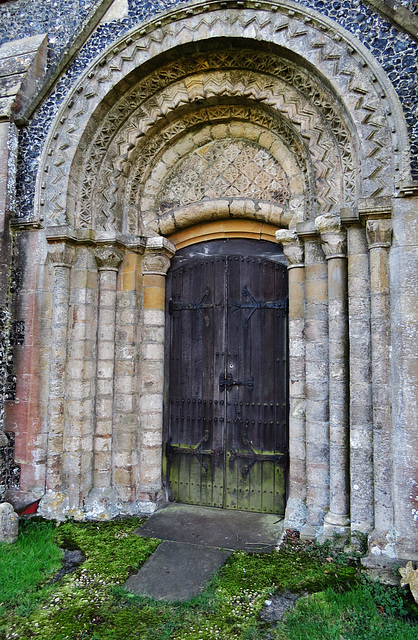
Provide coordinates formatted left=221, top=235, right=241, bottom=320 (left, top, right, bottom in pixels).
left=30, top=1, right=415, bottom=560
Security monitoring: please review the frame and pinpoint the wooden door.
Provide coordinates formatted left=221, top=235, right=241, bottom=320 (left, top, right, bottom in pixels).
left=164, top=239, right=288, bottom=514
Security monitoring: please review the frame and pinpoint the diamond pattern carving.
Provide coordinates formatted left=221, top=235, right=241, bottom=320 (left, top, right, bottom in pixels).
left=158, top=140, right=290, bottom=213
left=125, top=104, right=309, bottom=235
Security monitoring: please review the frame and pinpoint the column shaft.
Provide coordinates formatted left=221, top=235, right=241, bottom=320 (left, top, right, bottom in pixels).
left=138, top=239, right=175, bottom=500
left=113, top=252, right=141, bottom=501
left=303, top=236, right=329, bottom=534
left=367, top=220, right=394, bottom=549
left=64, top=250, right=97, bottom=508
left=347, top=226, right=374, bottom=535
left=94, top=268, right=119, bottom=488
left=288, top=265, right=306, bottom=511
left=276, top=230, right=306, bottom=530
left=325, top=255, right=349, bottom=529
left=46, top=246, right=75, bottom=493
left=316, top=217, right=350, bottom=535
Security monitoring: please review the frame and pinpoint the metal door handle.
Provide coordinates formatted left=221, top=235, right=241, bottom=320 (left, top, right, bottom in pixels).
left=219, top=373, right=254, bottom=392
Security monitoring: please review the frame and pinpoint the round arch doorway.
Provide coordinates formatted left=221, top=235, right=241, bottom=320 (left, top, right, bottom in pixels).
left=164, top=239, right=289, bottom=514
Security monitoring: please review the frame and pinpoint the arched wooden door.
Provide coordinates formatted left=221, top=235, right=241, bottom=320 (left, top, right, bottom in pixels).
left=164, top=239, right=288, bottom=514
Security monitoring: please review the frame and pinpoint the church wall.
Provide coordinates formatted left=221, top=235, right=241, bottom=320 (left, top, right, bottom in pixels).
left=0, top=0, right=416, bottom=564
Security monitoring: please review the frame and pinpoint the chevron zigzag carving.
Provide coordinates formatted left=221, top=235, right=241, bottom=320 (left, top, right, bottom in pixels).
left=38, top=7, right=396, bottom=228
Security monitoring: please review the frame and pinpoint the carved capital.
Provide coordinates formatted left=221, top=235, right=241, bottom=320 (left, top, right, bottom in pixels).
left=94, top=245, right=124, bottom=271
left=142, top=237, right=176, bottom=276
left=46, top=241, right=76, bottom=268
left=315, top=214, right=346, bottom=259
left=275, top=229, right=304, bottom=268
left=366, top=219, right=392, bottom=249
left=320, top=231, right=347, bottom=259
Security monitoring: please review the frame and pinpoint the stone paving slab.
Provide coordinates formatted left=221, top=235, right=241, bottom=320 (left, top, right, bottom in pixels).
left=134, top=503, right=283, bottom=552
left=125, top=540, right=232, bottom=601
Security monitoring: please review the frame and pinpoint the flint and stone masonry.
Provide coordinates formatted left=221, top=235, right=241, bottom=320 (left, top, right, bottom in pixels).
left=0, top=0, right=416, bottom=566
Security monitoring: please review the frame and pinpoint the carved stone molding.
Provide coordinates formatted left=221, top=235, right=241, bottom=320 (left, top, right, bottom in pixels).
left=35, top=3, right=403, bottom=233
left=358, top=196, right=392, bottom=220
left=396, top=181, right=418, bottom=198
left=94, top=246, right=124, bottom=271
left=156, top=200, right=286, bottom=237
left=276, top=229, right=304, bottom=268
left=366, top=219, right=392, bottom=249
left=112, top=101, right=313, bottom=234
left=141, top=237, right=176, bottom=276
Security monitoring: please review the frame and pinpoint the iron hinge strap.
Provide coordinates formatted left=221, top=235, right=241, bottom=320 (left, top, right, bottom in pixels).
left=229, top=438, right=288, bottom=477
left=166, top=430, right=223, bottom=472
left=231, top=284, right=287, bottom=327
left=169, top=287, right=222, bottom=314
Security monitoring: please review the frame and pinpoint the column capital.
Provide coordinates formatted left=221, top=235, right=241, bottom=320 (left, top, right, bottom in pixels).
left=46, top=241, right=76, bottom=268
left=366, top=219, right=392, bottom=249
left=276, top=229, right=304, bottom=268
left=315, top=214, right=347, bottom=259
left=94, top=245, right=124, bottom=271
left=142, top=237, right=176, bottom=276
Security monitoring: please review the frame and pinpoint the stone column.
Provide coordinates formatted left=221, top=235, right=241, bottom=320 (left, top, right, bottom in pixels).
left=138, top=237, right=175, bottom=501
left=63, top=246, right=98, bottom=515
left=390, top=188, right=418, bottom=560
left=39, top=241, right=75, bottom=517
left=346, top=224, right=374, bottom=539
left=93, top=246, right=124, bottom=490
left=296, top=221, right=329, bottom=537
left=316, top=215, right=350, bottom=536
left=276, top=229, right=306, bottom=530
left=366, top=219, right=394, bottom=555
left=112, top=250, right=142, bottom=504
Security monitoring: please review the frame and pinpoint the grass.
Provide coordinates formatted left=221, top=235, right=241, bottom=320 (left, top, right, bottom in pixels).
left=0, top=518, right=63, bottom=618
left=0, top=517, right=416, bottom=640
left=271, top=583, right=417, bottom=640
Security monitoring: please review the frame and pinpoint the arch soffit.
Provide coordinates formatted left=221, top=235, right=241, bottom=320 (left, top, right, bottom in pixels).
left=36, top=1, right=408, bottom=232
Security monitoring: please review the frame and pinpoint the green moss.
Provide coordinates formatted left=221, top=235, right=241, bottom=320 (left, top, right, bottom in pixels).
left=2, top=517, right=160, bottom=640
left=1, top=520, right=416, bottom=640
left=217, top=547, right=358, bottom=596
left=53, top=517, right=160, bottom=583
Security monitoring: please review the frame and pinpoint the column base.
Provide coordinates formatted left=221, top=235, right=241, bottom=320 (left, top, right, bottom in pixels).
left=300, top=523, right=323, bottom=540
left=38, top=490, right=84, bottom=521
left=367, top=528, right=397, bottom=560
left=284, top=497, right=306, bottom=530
left=83, top=487, right=158, bottom=520
left=320, top=511, right=351, bottom=541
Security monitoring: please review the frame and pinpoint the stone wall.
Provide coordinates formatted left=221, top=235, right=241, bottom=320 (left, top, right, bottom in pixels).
left=0, top=432, right=20, bottom=498
left=0, top=0, right=415, bottom=224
